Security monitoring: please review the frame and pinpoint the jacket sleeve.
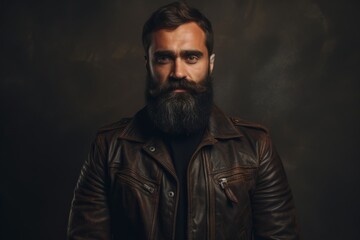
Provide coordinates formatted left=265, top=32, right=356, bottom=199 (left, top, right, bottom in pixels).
left=67, top=135, right=112, bottom=240
left=251, top=133, right=299, bottom=240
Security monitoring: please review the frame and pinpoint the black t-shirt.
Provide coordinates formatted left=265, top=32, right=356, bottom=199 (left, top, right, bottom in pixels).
left=163, top=129, right=204, bottom=240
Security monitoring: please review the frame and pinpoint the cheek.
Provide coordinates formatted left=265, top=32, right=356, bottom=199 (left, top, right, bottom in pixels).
left=150, top=65, right=171, bottom=83
left=190, top=62, right=209, bottom=81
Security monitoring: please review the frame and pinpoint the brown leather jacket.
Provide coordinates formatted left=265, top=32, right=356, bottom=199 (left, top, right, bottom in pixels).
left=68, top=106, right=299, bottom=240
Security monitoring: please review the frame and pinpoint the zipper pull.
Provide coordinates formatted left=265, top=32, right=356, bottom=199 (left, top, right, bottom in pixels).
left=219, top=178, right=228, bottom=189
left=219, top=178, right=239, bottom=204
left=143, top=183, right=155, bottom=194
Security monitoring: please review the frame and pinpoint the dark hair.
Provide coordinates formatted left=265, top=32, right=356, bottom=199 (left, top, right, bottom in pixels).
left=142, top=1, right=214, bottom=56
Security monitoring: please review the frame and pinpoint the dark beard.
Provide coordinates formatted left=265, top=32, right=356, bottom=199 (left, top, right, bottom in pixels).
left=146, top=73, right=213, bottom=136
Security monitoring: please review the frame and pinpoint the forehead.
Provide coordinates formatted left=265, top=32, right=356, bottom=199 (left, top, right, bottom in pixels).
left=149, top=22, right=207, bottom=54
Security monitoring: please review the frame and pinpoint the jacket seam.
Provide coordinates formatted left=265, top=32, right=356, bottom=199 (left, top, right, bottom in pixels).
left=149, top=172, right=162, bottom=240
left=203, top=149, right=216, bottom=240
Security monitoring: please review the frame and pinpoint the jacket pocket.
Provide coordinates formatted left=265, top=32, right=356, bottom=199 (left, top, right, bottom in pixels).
left=109, top=167, right=160, bottom=239
left=115, top=168, right=159, bottom=197
left=212, top=167, right=256, bottom=239
left=214, top=166, right=256, bottom=204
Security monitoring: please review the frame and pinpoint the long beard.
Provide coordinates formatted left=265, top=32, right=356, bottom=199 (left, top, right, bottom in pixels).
left=146, top=72, right=213, bottom=136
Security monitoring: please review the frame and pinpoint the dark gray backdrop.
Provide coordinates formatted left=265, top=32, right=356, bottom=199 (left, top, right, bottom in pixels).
left=1, top=0, right=359, bottom=239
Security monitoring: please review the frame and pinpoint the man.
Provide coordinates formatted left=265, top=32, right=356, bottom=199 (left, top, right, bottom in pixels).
left=68, top=2, right=299, bottom=239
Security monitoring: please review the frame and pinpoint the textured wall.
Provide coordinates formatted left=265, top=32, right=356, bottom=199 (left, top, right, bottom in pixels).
left=1, top=0, right=359, bottom=239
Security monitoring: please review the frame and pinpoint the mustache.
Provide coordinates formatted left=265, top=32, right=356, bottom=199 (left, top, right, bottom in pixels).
left=148, top=77, right=208, bottom=97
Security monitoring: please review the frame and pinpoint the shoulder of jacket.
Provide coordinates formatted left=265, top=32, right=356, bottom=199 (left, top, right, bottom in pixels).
left=97, top=117, right=132, bottom=135
left=89, top=118, right=132, bottom=156
left=229, top=116, right=269, bottom=135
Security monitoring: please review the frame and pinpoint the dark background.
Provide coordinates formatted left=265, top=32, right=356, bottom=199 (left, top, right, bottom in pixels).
left=1, top=0, right=359, bottom=239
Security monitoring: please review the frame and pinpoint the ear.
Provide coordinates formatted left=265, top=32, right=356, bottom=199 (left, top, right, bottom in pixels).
left=209, top=53, right=215, bottom=73
left=144, top=55, right=148, bottom=67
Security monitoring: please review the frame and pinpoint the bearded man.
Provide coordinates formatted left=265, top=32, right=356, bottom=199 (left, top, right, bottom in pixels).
left=67, top=2, right=299, bottom=240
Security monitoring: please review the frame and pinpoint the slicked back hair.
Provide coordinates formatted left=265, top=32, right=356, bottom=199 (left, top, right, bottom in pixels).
left=142, top=1, right=214, bottom=56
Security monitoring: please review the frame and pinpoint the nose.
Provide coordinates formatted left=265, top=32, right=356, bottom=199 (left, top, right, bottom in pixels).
left=171, top=58, right=186, bottom=79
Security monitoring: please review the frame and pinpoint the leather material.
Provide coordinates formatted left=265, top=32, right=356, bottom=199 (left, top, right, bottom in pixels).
left=68, top=105, right=299, bottom=240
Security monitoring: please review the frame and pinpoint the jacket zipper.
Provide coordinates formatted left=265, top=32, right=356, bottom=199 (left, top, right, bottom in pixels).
left=118, top=172, right=156, bottom=195
left=218, top=178, right=239, bottom=204
left=143, top=183, right=155, bottom=194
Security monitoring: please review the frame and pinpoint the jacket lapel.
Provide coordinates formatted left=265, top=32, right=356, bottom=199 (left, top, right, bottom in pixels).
left=116, top=105, right=243, bottom=178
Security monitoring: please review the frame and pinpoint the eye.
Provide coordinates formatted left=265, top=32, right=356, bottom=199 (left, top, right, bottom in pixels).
left=155, top=55, right=171, bottom=64
left=186, top=55, right=199, bottom=64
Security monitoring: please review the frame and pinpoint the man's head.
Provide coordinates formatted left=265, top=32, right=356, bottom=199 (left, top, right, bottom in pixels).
left=143, top=2, right=215, bottom=136
left=142, top=1, right=214, bottom=58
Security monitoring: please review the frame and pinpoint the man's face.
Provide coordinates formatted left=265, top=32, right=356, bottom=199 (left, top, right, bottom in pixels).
left=147, top=22, right=214, bottom=87
left=144, top=22, right=215, bottom=136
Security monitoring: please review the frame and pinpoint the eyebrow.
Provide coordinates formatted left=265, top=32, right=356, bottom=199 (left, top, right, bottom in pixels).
left=181, top=50, right=203, bottom=57
left=153, top=50, right=204, bottom=58
left=153, top=50, right=175, bottom=58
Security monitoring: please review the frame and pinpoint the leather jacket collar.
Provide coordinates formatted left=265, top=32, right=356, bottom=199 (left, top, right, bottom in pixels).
left=117, top=105, right=243, bottom=143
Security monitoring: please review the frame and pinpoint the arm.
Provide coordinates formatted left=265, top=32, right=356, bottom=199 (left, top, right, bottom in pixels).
left=67, top=135, right=112, bottom=240
left=251, top=134, right=299, bottom=240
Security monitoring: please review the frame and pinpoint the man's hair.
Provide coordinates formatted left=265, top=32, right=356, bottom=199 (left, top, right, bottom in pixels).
left=142, top=1, right=214, bottom=56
